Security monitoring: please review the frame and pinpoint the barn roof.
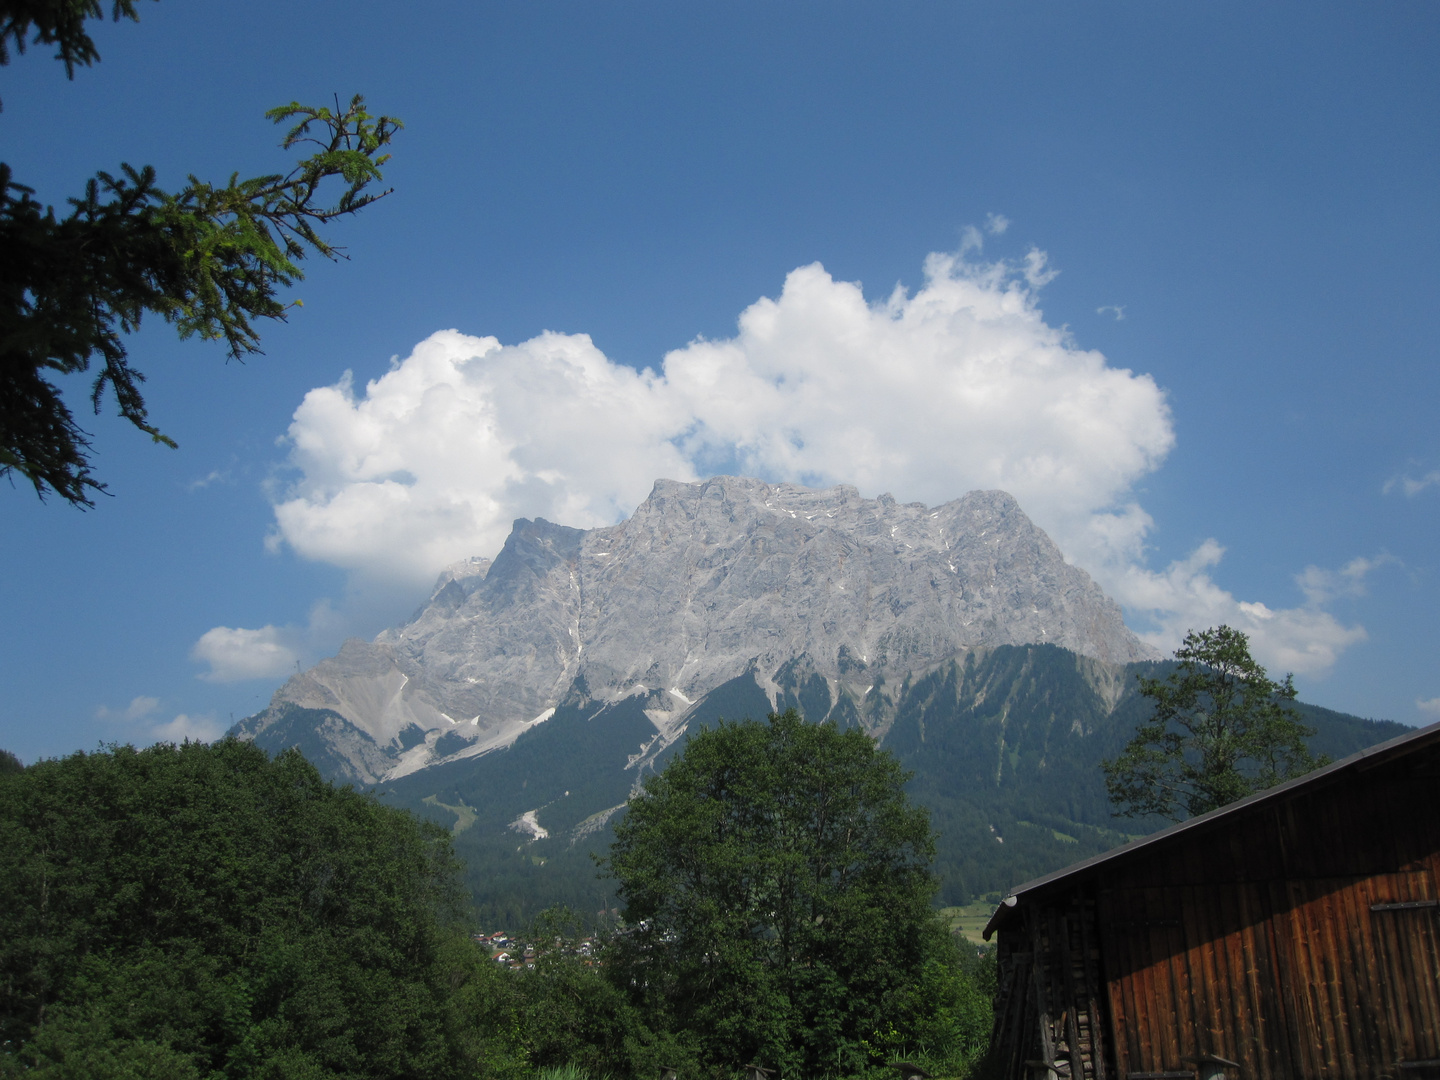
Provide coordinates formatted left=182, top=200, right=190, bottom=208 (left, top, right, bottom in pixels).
left=983, top=718, right=1440, bottom=940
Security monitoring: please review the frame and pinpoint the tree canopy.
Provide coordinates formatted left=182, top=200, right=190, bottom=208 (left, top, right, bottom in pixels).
left=1, top=0, right=400, bottom=506
left=603, top=709, right=991, bottom=1077
left=0, top=739, right=480, bottom=1079
left=1103, top=624, right=1324, bottom=820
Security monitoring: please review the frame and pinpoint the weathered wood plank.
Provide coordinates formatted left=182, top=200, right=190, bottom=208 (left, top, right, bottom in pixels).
left=1262, top=878, right=1305, bottom=1080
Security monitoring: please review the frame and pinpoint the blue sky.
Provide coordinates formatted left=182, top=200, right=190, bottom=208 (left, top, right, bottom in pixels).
left=3, top=2, right=1438, bottom=762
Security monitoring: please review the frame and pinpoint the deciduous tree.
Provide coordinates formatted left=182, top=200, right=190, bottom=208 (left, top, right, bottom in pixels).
left=603, top=709, right=990, bottom=1077
left=0, top=739, right=479, bottom=1078
left=1103, top=625, right=1324, bottom=820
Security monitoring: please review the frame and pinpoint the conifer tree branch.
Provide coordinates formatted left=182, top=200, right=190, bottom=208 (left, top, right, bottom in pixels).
left=0, top=94, right=402, bottom=506
left=0, top=0, right=146, bottom=85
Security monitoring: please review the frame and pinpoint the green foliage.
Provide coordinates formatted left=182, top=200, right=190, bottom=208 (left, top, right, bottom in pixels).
left=444, top=907, right=693, bottom=1080
left=603, top=709, right=989, bottom=1077
left=1103, top=625, right=1325, bottom=820
left=534, top=1067, right=604, bottom=1080
left=0, top=749, right=20, bottom=774
left=868, top=929, right=994, bottom=1071
left=1, top=0, right=401, bottom=505
left=0, top=0, right=147, bottom=85
left=0, top=739, right=480, bottom=1079
left=0, top=728, right=1004, bottom=1080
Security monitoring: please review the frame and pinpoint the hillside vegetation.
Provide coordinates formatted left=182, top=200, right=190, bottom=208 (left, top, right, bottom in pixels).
left=373, top=645, right=1404, bottom=927
left=0, top=738, right=993, bottom=1080
left=0, top=665, right=1402, bottom=1078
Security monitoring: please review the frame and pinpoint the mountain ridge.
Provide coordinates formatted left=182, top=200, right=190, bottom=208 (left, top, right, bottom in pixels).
left=232, top=476, right=1157, bottom=784
left=222, top=478, right=1405, bottom=923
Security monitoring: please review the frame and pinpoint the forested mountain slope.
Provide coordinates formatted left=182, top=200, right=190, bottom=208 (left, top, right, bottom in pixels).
left=366, top=644, right=1403, bottom=927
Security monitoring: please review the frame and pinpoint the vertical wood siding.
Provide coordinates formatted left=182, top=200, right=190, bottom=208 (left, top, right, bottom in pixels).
left=993, top=735, right=1440, bottom=1080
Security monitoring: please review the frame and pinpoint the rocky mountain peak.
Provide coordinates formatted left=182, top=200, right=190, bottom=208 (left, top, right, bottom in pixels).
left=233, top=476, right=1157, bottom=783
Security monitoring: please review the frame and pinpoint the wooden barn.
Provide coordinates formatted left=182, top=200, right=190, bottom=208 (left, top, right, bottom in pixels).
left=984, top=720, right=1440, bottom=1080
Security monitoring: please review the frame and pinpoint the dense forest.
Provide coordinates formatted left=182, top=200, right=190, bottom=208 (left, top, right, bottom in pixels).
left=0, top=736, right=993, bottom=1080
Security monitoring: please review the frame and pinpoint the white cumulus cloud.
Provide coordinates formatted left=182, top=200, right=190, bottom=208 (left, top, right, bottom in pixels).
left=661, top=253, right=1168, bottom=574
left=268, top=330, right=696, bottom=585
left=1417, top=697, right=1440, bottom=717
left=93, top=696, right=224, bottom=744
left=192, top=626, right=300, bottom=682
left=1110, top=545, right=1366, bottom=676
left=270, top=251, right=1171, bottom=587
left=263, top=245, right=1368, bottom=675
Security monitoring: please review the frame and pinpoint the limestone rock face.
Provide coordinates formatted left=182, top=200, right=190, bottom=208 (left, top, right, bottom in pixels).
left=233, top=477, right=1156, bottom=782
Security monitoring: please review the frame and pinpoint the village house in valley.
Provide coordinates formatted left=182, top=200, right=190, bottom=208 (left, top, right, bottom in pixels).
left=985, top=721, right=1440, bottom=1080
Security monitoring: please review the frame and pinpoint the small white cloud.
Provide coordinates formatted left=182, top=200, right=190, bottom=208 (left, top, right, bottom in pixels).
left=1383, top=469, right=1440, bottom=497
left=94, top=697, right=222, bottom=743
left=95, top=695, right=161, bottom=721
left=191, top=626, right=299, bottom=682
left=1096, top=305, right=1126, bottom=321
left=152, top=713, right=226, bottom=743
left=1295, top=555, right=1395, bottom=606
left=1021, top=248, right=1059, bottom=288
left=125, top=695, right=159, bottom=720
left=1417, top=697, right=1440, bottom=717
left=985, top=212, right=1010, bottom=236
left=187, top=469, right=228, bottom=492
left=959, top=224, right=985, bottom=256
